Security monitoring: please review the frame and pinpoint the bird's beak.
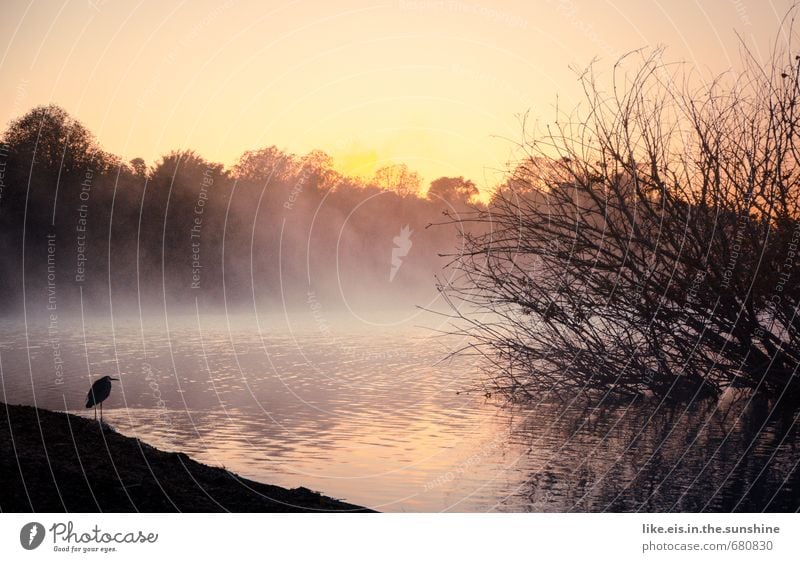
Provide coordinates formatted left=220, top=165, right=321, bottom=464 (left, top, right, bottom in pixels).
left=110, top=377, right=120, bottom=381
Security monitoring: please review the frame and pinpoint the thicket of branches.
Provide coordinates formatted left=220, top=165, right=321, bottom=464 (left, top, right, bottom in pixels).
left=441, top=38, right=800, bottom=405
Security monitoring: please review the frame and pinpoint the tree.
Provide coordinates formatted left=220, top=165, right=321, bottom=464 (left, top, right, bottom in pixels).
left=298, top=149, right=340, bottom=191
left=440, top=44, right=800, bottom=406
left=427, top=176, right=478, bottom=203
left=372, top=163, right=421, bottom=197
left=0, top=105, right=114, bottom=236
left=130, top=157, right=147, bottom=177
left=2, top=105, right=109, bottom=177
left=232, top=145, right=296, bottom=183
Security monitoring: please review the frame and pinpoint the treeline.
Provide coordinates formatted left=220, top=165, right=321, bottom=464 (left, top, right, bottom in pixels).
left=0, top=105, right=480, bottom=317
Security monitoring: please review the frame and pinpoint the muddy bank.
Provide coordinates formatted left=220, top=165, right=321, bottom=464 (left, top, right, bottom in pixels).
left=0, top=402, right=372, bottom=512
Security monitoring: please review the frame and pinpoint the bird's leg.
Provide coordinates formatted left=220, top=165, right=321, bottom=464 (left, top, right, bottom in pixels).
left=100, top=402, right=103, bottom=424
left=94, top=406, right=97, bottom=421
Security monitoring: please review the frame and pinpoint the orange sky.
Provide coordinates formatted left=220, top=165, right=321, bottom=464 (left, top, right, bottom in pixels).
left=0, top=0, right=793, bottom=195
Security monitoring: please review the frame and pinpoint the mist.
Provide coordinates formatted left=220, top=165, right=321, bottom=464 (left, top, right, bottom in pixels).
left=0, top=105, right=479, bottom=327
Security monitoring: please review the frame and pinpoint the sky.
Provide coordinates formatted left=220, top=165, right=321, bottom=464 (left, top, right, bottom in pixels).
left=0, top=0, right=795, bottom=193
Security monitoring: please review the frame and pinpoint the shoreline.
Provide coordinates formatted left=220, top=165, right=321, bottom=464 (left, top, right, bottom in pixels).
left=0, top=402, right=373, bottom=512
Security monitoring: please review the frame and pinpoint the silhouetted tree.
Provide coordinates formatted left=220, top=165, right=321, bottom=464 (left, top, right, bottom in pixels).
left=129, top=157, right=147, bottom=177
left=427, top=176, right=478, bottom=203
left=2, top=105, right=110, bottom=177
left=441, top=44, right=800, bottom=406
left=373, top=163, right=421, bottom=197
left=301, top=150, right=343, bottom=191
left=232, top=145, right=296, bottom=183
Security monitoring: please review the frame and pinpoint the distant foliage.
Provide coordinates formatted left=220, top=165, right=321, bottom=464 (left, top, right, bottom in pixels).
left=0, top=105, right=479, bottom=314
left=372, top=163, right=422, bottom=197
left=427, top=176, right=478, bottom=203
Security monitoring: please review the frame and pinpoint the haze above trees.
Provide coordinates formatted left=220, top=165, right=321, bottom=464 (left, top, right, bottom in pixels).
left=0, top=105, right=480, bottom=316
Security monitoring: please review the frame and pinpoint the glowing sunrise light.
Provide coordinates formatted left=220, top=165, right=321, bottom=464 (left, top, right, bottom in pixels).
left=0, top=0, right=787, bottom=193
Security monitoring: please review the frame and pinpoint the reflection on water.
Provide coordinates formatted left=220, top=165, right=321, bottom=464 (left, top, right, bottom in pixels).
left=0, top=318, right=798, bottom=512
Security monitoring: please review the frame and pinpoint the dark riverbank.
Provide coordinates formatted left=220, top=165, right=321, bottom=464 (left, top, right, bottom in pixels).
left=0, top=402, right=372, bottom=512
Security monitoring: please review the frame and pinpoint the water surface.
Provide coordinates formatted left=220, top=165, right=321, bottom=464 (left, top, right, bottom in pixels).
left=1, top=317, right=797, bottom=511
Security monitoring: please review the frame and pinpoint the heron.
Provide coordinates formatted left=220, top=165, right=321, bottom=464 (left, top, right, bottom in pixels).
left=85, top=375, right=119, bottom=423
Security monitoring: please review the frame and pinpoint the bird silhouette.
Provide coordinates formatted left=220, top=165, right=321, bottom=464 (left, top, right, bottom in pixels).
left=85, top=375, right=119, bottom=423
